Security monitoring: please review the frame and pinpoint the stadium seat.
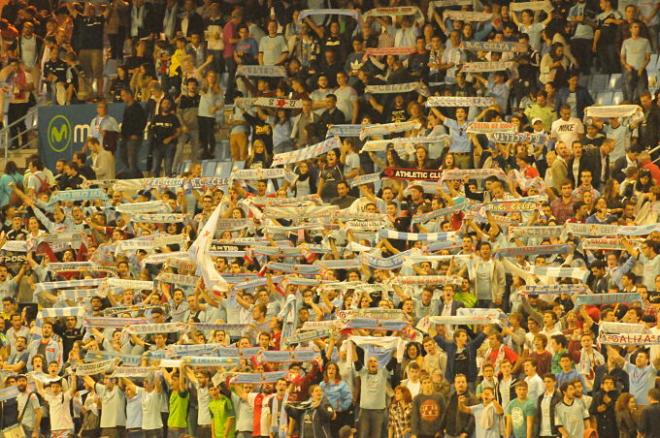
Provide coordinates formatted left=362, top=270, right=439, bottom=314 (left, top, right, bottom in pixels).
left=589, top=74, right=609, bottom=92
left=609, top=73, right=623, bottom=90
left=612, top=91, right=624, bottom=105
left=201, top=160, right=218, bottom=176
left=596, top=92, right=613, bottom=105
left=648, top=53, right=659, bottom=72
left=215, top=161, right=234, bottom=178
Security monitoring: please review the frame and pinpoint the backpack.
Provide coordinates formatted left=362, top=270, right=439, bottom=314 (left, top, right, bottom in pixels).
left=76, top=67, right=92, bottom=102
left=34, top=173, right=49, bottom=194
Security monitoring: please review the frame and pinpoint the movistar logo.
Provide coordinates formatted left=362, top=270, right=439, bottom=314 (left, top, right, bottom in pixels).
left=48, top=115, right=72, bottom=152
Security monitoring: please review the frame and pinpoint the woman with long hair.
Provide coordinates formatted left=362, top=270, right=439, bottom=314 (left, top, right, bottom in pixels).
left=615, top=393, right=639, bottom=438
left=245, top=139, right=272, bottom=169
left=389, top=385, right=413, bottom=438
left=287, top=161, right=317, bottom=197
left=198, top=70, right=223, bottom=159
left=0, top=161, right=23, bottom=208
left=319, top=362, right=353, bottom=436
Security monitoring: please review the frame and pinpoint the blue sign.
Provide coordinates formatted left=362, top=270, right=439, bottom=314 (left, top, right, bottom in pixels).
left=38, top=103, right=125, bottom=170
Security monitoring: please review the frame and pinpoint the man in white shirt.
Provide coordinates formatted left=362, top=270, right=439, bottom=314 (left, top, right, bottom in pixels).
left=35, top=377, right=76, bottom=437
left=16, top=374, right=42, bottom=437
left=620, top=21, right=652, bottom=102
left=83, top=373, right=127, bottom=438
left=551, top=105, right=585, bottom=147
left=523, top=359, right=545, bottom=402
left=401, top=362, right=422, bottom=398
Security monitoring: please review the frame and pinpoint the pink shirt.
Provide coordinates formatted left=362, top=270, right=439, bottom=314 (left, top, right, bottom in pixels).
left=222, top=21, right=237, bottom=59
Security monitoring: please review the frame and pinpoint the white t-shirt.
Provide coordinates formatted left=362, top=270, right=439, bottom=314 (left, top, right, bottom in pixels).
left=334, top=86, right=358, bottom=123
left=551, top=117, right=584, bottom=147
left=96, top=383, right=127, bottom=427
left=44, top=391, right=74, bottom=432
left=140, top=388, right=164, bottom=430
left=195, top=384, right=212, bottom=425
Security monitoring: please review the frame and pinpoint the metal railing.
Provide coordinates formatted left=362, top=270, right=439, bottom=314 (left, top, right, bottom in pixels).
left=1, top=106, right=39, bottom=165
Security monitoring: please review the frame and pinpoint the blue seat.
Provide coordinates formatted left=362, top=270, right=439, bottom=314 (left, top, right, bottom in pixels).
left=596, top=92, right=613, bottom=105
left=215, top=161, right=234, bottom=178
left=612, top=91, right=624, bottom=105
left=609, top=73, right=623, bottom=89
left=589, top=74, right=609, bottom=92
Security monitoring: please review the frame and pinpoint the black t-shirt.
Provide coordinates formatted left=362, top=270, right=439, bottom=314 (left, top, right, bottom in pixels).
left=150, top=113, right=180, bottom=145
left=455, top=348, right=470, bottom=380
left=44, top=59, right=68, bottom=83
left=75, top=15, right=105, bottom=50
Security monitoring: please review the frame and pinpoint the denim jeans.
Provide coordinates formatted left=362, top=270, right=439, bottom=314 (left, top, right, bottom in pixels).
left=151, top=143, right=176, bottom=176
left=119, top=137, right=142, bottom=173
left=358, top=408, right=386, bottom=438
left=623, top=68, right=648, bottom=103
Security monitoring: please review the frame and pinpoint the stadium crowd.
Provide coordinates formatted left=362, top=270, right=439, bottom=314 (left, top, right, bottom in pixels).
left=0, top=0, right=658, bottom=437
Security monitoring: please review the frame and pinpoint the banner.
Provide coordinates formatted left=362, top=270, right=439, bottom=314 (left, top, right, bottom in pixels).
left=378, top=229, right=455, bottom=242
left=253, top=97, right=303, bottom=110
left=599, top=322, right=650, bottom=334
left=127, top=323, right=187, bottom=334
left=411, top=198, right=466, bottom=224
left=360, top=120, right=421, bottom=140
left=349, top=172, right=382, bottom=188
left=272, top=136, right=341, bottom=166
left=466, top=122, right=516, bottom=134
left=85, top=350, right=143, bottom=366
left=382, top=167, right=443, bottom=181
left=462, top=41, right=526, bottom=52
left=365, top=82, right=422, bottom=94
left=531, top=266, right=590, bottom=282
left=326, top=124, right=362, bottom=138
left=38, top=103, right=125, bottom=170
left=48, top=188, right=108, bottom=204
left=345, top=319, right=409, bottom=330
left=486, top=201, right=540, bottom=212
left=155, top=272, right=199, bottom=286
left=183, top=356, right=240, bottom=367
left=46, top=262, right=96, bottom=272
left=460, top=61, right=515, bottom=73
left=261, top=350, right=319, bottom=363
left=581, top=238, right=626, bottom=251
left=314, top=258, right=362, bottom=269
left=112, top=177, right=230, bottom=192
left=231, top=371, right=289, bottom=384
left=110, top=366, right=159, bottom=378
left=598, top=332, right=660, bottom=346
left=106, top=278, right=154, bottom=290
left=363, top=6, right=425, bottom=24
left=130, top=213, right=188, bottom=223
left=360, top=135, right=451, bottom=153
left=115, top=234, right=186, bottom=254
left=522, top=284, right=587, bottom=295
left=74, top=359, right=117, bottom=376
left=116, top=201, right=168, bottom=214
left=0, top=386, right=19, bottom=402
left=443, top=10, right=493, bottom=21
left=83, top=316, right=148, bottom=328
left=396, top=275, right=463, bottom=285
left=583, top=105, right=644, bottom=124
left=509, top=1, right=554, bottom=13
left=426, top=96, right=496, bottom=107
left=232, top=168, right=287, bottom=180
left=283, top=329, right=331, bottom=345
left=1, top=240, right=27, bottom=253
left=441, top=168, right=506, bottom=181
left=495, top=244, right=571, bottom=258
left=338, top=308, right=406, bottom=321
left=236, top=65, right=287, bottom=77
left=35, top=279, right=105, bottom=292
left=491, top=132, right=549, bottom=145
left=575, top=293, right=641, bottom=306
left=509, top=226, right=563, bottom=238
left=297, top=8, right=361, bottom=23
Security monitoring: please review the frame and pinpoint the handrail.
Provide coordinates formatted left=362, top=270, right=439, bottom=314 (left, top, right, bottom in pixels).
left=2, top=105, right=39, bottom=164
